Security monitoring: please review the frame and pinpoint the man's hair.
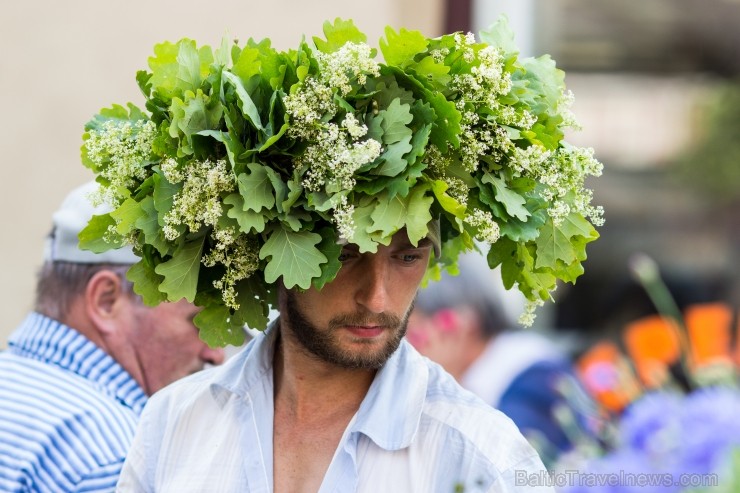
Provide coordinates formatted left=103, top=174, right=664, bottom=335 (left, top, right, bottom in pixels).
left=34, top=261, right=135, bottom=321
left=414, top=253, right=515, bottom=339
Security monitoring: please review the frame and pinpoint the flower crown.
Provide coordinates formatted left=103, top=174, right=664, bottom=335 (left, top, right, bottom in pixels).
left=79, top=17, right=603, bottom=346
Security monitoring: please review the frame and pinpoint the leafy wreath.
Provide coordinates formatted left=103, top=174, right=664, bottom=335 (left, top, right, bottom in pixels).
left=79, top=17, right=603, bottom=346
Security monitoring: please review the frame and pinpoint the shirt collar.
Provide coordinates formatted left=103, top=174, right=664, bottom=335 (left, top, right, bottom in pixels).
left=350, top=339, right=429, bottom=450
left=210, top=320, right=429, bottom=451
left=9, top=312, right=148, bottom=414
left=208, top=319, right=279, bottom=405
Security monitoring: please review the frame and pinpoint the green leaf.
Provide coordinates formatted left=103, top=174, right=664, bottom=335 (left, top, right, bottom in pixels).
left=110, top=198, right=146, bottom=235
left=350, top=200, right=381, bottom=253
left=370, top=185, right=433, bottom=245
left=372, top=79, right=415, bottom=109
left=169, top=89, right=224, bottom=155
left=431, top=179, right=466, bottom=218
left=365, top=112, right=384, bottom=143
left=259, top=122, right=288, bottom=152
left=78, top=213, right=124, bottom=253
left=379, top=26, right=428, bottom=67
left=411, top=56, right=451, bottom=87
left=84, top=103, right=147, bottom=132
left=148, top=41, right=180, bottom=97
left=478, top=15, right=519, bottom=56
left=136, top=196, right=171, bottom=256
left=176, top=40, right=205, bottom=91
left=499, top=211, right=545, bottom=242
left=517, top=244, right=557, bottom=300
left=313, top=18, right=367, bottom=53
left=126, top=259, right=167, bottom=305
left=224, top=193, right=267, bottom=233
left=194, top=305, right=246, bottom=347
left=264, top=167, right=287, bottom=213
left=535, top=218, right=577, bottom=269
left=258, top=226, right=326, bottom=289
left=154, top=237, right=205, bottom=302
left=237, top=163, right=275, bottom=212
left=427, top=91, right=461, bottom=149
left=379, top=98, right=414, bottom=144
left=560, top=212, right=599, bottom=241
left=233, top=277, right=272, bottom=330
left=232, top=46, right=261, bottom=81
left=372, top=135, right=413, bottom=177
left=482, top=172, right=530, bottom=221
left=534, top=213, right=599, bottom=270
left=153, top=173, right=181, bottom=224
left=404, top=185, right=435, bottom=245
left=222, top=71, right=265, bottom=131
left=312, top=227, right=343, bottom=291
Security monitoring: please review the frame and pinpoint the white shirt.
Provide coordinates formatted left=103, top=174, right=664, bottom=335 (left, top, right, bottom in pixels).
left=117, top=323, right=553, bottom=492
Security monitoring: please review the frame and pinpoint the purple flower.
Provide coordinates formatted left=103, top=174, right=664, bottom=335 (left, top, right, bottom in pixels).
left=677, top=387, right=740, bottom=475
left=560, top=388, right=740, bottom=493
left=619, top=392, right=682, bottom=454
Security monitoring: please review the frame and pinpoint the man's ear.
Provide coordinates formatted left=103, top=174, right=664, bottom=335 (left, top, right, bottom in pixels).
left=84, top=270, right=129, bottom=334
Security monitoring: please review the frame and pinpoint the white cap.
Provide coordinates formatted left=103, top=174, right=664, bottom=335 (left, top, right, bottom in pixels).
left=44, top=181, right=139, bottom=264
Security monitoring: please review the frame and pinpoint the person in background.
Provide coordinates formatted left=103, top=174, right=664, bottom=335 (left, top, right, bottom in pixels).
left=408, top=252, right=577, bottom=455
left=0, top=182, right=225, bottom=492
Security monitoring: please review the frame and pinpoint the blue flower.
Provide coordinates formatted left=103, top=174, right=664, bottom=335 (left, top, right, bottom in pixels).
left=562, top=388, right=740, bottom=493
left=677, top=387, right=740, bottom=475
left=619, top=392, right=682, bottom=455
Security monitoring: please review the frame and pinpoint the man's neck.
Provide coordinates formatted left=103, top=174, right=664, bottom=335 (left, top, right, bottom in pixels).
left=273, top=333, right=376, bottom=421
left=272, top=330, right=377, bottom=493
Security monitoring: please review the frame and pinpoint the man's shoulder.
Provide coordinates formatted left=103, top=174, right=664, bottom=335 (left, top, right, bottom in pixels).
left=0, top=352, right=137, bottom=421
left=419, top=357, right=542, bottom=471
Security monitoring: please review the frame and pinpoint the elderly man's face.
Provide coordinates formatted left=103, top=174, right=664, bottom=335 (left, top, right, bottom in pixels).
left=123, top=299, right=225, bottom=394
left=281, top=230, right=432, bottom=369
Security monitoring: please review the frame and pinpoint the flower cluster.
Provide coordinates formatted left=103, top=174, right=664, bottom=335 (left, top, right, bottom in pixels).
left=161, top=158, right=234, bottom=240
left=79, top=18, right=603, bottom=344
left=84, top=119, right=157, bottom=206
left=551, top=260, right=740, bottom=492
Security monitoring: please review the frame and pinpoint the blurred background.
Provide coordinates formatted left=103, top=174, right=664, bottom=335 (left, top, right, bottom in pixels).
left=2, top=0, right=739, bottom=347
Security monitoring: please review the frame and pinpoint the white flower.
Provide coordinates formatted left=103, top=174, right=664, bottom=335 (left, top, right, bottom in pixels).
left=464, top=209, right=500, bottom=244
left=162, top=158, right=235, bottom=238
left=84, top=119, right=157, bottom=206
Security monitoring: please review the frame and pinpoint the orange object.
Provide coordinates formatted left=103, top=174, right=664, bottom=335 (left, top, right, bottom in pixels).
left=577, top=342, right=640, bottom=413
left=624, top=315, right=681, bottom=388
left=684, top=303, right=732, bottom=367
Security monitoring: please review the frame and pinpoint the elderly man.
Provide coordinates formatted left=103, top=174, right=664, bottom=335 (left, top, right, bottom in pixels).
left=0, top=182, right=224, bottom=492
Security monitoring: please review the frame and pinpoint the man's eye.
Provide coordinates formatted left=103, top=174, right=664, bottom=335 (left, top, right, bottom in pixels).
left=400, top=253, right=421, bottom=263
left=338, top=250, right=356, bottom=262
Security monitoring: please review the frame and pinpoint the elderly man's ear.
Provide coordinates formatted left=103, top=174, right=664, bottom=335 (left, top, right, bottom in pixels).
left=84, top=270, right=131, bottom=334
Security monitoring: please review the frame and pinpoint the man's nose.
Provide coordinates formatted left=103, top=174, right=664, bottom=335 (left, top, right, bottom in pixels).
left=355, top=256, right=390, bottom=314
left=202, top=346, right=226, bottom=366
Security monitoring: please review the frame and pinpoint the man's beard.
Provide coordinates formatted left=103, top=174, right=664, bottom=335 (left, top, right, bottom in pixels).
left=282, top=291, right=411, bottom=370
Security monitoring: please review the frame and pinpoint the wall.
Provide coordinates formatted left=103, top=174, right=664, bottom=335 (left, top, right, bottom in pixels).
left=0, top=0, right=443, bottom=347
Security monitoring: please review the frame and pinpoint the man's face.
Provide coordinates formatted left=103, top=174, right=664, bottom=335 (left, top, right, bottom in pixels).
left=123, top=299, right=225, bottom=394
left=281, top=230, right=432, bottom=369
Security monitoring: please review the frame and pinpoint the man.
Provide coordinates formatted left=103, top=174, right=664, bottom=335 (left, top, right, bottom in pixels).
left=407, top=253, right=579, bottom=460
left=117, top=229, right=553, bottom=492
left=76, top=18, right=605, bottom=492
left=0, top=182, right=225, bottom=492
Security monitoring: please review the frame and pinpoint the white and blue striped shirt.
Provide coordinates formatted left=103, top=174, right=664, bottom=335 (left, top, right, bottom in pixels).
left=118, top=322, right=553, bottom=492
left=0, top=312, right=147, bottom=492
